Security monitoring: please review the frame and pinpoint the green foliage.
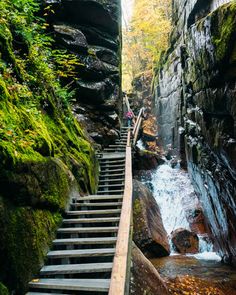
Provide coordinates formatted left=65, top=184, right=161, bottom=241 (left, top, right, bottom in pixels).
left=0, top=283, right=9, bottom=295
left=0, top=0, right=98, bottom=194
left=0, top=1, right=98, bottom=293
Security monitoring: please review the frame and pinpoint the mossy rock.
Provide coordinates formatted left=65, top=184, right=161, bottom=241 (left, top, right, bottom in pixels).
left=0, top=198, right=62, bottom=294
left=0, top=283, right=9, bottom=295
left=211, top=2, right=236, bottom=65
left=0, top=2, right=99, bottom=294
left=0, top=157, right=79, bottom=210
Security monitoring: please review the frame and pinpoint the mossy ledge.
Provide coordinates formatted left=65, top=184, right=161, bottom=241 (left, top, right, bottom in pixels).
left=0, top=1, right=98, bottom=293
left=0, top=283, right=9, bottom=295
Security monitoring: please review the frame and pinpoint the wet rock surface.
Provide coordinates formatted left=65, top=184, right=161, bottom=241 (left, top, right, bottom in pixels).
left=151, top=255, right=236, bottom=295
left=130, top=244, right=169, bottom=295
left=171, top=228, right=199, bottom=254
left=186, top=206, right=208, bottom=235
left=133, top=149, right=165, bottom=171
left=45, top=0, right=122, bottom=145
left=132, top=180, right=170, bottom=257
left=154, top=0, right=236, bottom=264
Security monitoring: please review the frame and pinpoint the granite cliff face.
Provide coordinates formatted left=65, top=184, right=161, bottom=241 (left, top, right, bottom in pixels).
left=0, top=1, right=121, bottom=293
left=154, top=0, right=236, bottom=264
left=45, top=0, right=122, bottom=145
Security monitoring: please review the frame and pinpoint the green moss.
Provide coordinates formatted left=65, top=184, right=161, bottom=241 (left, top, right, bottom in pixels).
left=0, top=198, right=62, bottom=294
left=0, top=0, right=99, bottom=293
left=0, top=0, right=98, bottom=195
left=211, top=2, right=236, bottom=64
left=133, top=199, right=146, bottom=237
left=0, top=283, right=9, bottom=295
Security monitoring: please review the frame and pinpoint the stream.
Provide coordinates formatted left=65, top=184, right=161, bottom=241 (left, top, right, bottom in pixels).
left=137, top=140, right=236, bottom=294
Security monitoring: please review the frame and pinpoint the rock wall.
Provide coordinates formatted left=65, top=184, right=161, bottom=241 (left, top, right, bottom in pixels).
left=154, top=0, right=236, bottom=264
left=46, top=0, right=122, bottom=145
left=0, top=0, right=106, bottom=293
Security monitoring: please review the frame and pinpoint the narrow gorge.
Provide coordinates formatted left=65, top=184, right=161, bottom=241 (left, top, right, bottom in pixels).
left=0, top=0, right=235, bottom=294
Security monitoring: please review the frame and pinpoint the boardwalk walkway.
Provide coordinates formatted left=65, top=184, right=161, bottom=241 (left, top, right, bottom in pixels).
left=27, top=126, right=135, bottom=295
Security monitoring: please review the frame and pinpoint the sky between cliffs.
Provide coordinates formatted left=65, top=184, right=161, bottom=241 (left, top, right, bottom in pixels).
left=122, top=0, right=134, bottom=27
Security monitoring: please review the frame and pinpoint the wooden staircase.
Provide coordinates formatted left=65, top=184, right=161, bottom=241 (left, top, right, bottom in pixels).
left=26, top=127, right=131, bottom=295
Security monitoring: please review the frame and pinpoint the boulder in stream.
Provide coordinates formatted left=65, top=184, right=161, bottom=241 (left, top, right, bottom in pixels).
left=133, top=180, right=170, bottom=257
left=171, top=228, right=199, bottom=254
left=133, top=149, right=165, bottom=171
left=130, top=244, right=169, bottom=295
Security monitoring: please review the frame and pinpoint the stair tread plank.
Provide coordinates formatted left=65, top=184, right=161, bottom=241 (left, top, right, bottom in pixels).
left=58, top=227, right=118, bottom=233
left=53, top=237, right=117, bottom=245
left=99, top=179, right=124, bottom=182
left=63, top=217, right=120, bottom=223
left=29, top=278, right=110, bottom=292
left=66, top=209, right=121, bottom=215
left=76, top=195, right=123, bottom=201
left=47, top=248, right=115, bottom=258
left=98, top=184, right=124, bottom=188
left=99, top=174, right=125, bottom=178
left=97, top=190, right=124, bottom=194
left=71, top=202, right=122, bottom=207
left=40, top=263, right=113, bottom=274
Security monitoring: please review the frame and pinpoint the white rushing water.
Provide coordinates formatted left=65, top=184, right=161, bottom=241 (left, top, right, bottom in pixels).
left=140, top=160, right=221, bottom=261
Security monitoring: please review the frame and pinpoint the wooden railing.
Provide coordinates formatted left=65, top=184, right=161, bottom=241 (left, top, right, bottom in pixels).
left=133, top=108, right=144, bottom=146
left=108, top=129, right=133, bottom=295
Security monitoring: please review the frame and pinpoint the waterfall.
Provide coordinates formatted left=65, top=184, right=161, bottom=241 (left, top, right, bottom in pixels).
left=138, top=141, right=221, bottom=261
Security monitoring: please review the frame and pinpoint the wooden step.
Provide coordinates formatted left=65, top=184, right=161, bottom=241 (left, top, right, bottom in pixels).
left=47, top=248, right=115, bottom=258
left=98, top=184, right=124, bottom=188
left=40, top=262, right=113, bottom=275
left=100, top=162, right=125, bottom=166
left=100, top=157, right=125, bottom=161
left=97, top=190, right=124, bottom=195
left=71, top=202, right=122, bottom=207
left=58, top=227, right=118, bottom=233
left=104, top=148, right=126, bottom=151
left=100, top=167, right=125, bottom=171
left=76, top=195, right=123, bottom=201
left=100, top=168, right=124, bottom=173
left=29, top=278, right=110, bottom=292
left=99, top=156, right=125, bottom=160
left=100, top=164, right=125, bottom=169
left=99, top=153, right=125, bottom=159
left=99, top=177, right=124, bottom=182
left=100, top=163, right=125, bottom=167
left=53, top=237, right=117, bottom=246
left=104, top=147, right=126, bottom=150
left=66, top=209, right=121, bottom=215
left=99, top=173, right=125, bottom=178
left=108, top=145, right=126, bottom=148
left=62, top=217, right=120, bottom=224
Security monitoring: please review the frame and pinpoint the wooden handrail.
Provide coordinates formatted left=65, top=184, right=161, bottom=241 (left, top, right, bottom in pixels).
left=132, top=108, right=144, bottom=136
left=108, top=129, right=133, bottom=295
left=133, top=108, right=144, bottom=146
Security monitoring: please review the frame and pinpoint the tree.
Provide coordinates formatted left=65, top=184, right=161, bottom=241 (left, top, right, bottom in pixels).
left=122, top=0, right=172, bottom=91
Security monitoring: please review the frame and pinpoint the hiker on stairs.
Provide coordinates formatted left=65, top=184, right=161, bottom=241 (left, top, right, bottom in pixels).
left=125, top=109, right=134, bottom=127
